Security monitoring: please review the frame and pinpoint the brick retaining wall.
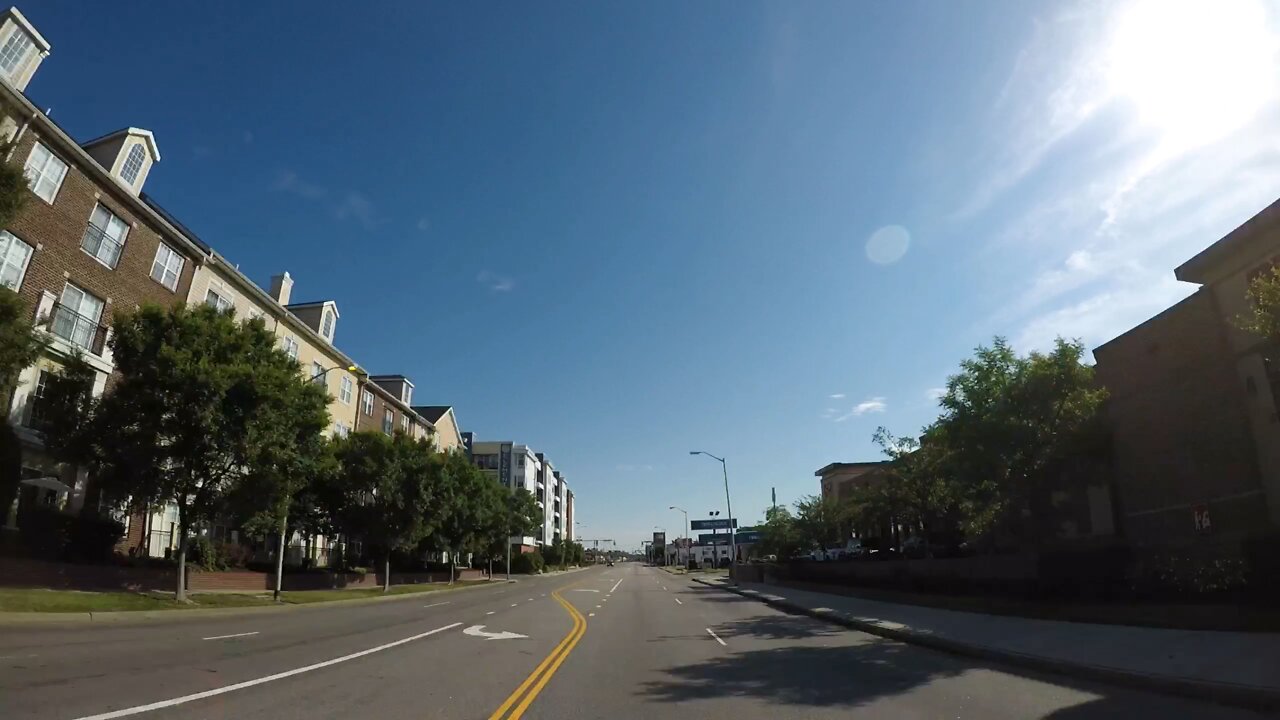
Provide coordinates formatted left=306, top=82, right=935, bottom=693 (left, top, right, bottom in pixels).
left=0, top=556, right=487, bottom=592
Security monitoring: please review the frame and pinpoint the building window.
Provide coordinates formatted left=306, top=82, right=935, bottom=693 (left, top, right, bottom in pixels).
left=82, top=204, right=129, bottom=269
left=361, top=390, right=373, bottom=415
left=382, top=408, right=394, bottom=435
left=321, top=309, right=334, bottom=339
left=205, top=287, right=234, bottom=312
left=0, top=27, right=32, bottom=76
left=149, top=243, right=184, bottom=291
left=334, top=421, right=350, bottom=438
left=120, top=144, right=146, bottom=185
left=281, top=335, right=299, bottom=360
left=0, top=230, right=34, bottom=291
left=401, top=415, right=410, bottom=433
left=339, top=376, right=353, bottom=404
left=23, top=143, right=68, bottom=204
left=52, top=283, right=105, bottom=351
left=402, top=386, right=412, bottom=405
left=311, top=361, right=324, bottom=382
left=25, top=369, right=49, bottom=428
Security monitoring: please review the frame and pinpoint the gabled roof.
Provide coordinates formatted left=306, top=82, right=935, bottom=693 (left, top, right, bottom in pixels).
left=81, top=126, right=161, bottom=161
left=412, top=406, right=453, bottom=424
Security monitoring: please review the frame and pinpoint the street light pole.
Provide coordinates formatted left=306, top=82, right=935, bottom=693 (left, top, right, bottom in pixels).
left=669, top=506, right=689, bottom=567
left=690, top=451, right=735, bottom=577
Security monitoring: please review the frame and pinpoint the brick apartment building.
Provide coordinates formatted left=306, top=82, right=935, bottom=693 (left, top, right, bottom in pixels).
left=0, top=7, right=206, bottom=522
left=356, top=374, right=434, bottom=442
left=1095, top=197, right=1280, bottom=556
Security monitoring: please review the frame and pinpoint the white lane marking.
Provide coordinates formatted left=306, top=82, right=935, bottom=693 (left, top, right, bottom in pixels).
left=201, top=631, right=259, bottom=641
left=595, top=605, right=601, bottom=609
left=588, top=612, right=595, bottom=617
left=511, top=603, right=518, bottom=607
left=674, top=598, right=683, bottom=605
left=570, top=589, right=600, bottom=593
left=706, top=628, right=727, bottom=646
left=610, top=577, right=624, bottom=593
left=463, top=625, right=528, bottom=641
left=73, top=622, right=462, bottom=720
left=486, top=611, right=495, bottom=615
left=422, top=602, right=450, bottom=609
left=527, top=598, right=534, bottom=601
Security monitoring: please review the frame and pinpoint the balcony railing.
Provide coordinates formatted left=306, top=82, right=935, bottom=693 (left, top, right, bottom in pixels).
left=50, top=303, right=108, bottom=355
left=81, top=223, right=124, bottom=268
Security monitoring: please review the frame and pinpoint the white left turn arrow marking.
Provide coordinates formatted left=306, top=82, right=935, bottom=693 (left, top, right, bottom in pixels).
left=463, top=625, right=528, bottom=641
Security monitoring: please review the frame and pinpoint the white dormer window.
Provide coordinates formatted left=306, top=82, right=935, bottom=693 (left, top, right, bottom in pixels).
left=120, top=144, right=145, bottom=186
left=321, top=309, right=334, bottom=339
left=0, top=26, right=31, bottom=77
left=402, top=386, right=412, bottom=405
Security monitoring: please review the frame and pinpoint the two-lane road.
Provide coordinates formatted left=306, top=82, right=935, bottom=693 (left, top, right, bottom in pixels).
left=2, top=564, right=1269, bottom=719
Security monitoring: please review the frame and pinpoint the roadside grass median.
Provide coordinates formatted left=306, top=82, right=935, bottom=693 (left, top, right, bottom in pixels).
left=0, top=579, right=490, bottom=614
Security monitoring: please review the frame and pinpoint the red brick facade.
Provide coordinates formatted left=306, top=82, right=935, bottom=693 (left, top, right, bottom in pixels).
left=4, top=125, right=200, bottom=333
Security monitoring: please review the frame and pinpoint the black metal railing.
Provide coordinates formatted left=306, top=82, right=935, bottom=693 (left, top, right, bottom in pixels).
left=81, top=223, right=124, bottom=268
left=50, top=302, right=108, bottom=355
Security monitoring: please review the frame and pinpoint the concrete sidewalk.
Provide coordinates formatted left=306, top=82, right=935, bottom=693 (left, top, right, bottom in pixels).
left=692, top=576, right=1280, bottom=712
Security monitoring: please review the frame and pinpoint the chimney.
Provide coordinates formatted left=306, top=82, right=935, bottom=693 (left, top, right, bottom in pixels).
left=269, top=272, right=293, bottom=305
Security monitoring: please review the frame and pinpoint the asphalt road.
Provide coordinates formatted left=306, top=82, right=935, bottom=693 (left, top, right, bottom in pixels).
left=0, top=563, right=1269, bottom=720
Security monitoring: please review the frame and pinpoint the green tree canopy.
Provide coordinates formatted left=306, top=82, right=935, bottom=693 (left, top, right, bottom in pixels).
left=39, top=304, right=326, bottom=600
left=328, top=430, right=441, bottom=591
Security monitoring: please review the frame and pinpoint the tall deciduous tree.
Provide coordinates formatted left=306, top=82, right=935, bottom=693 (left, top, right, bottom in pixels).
left=757, top=505, right=802, bottom=560
left=40, top=304, right=320, bottom=600
left=1238, top=265, right=1280, bottom=339
left=932, top=336, right=1107, bottom=545
left=329, top=431, right=439, bottom=592
left=792, top=494, right=848, bottom=552
left=0, top=288, right=44, bottom=526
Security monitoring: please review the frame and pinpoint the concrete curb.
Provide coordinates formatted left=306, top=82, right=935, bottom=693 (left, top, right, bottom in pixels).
left=690, top=577, right=1280, bottom=713
left=0, top=579, right=498, bottom=627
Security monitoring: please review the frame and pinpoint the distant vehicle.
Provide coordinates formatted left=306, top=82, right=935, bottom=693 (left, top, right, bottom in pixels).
left=606, top=560, right=614, bottom=567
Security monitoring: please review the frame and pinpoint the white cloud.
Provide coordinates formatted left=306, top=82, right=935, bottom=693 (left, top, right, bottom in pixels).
left=616, top=464, right=655, bottom=472
left=416, top=217, right=431, bottom=232
left=477, top=270, right=515, bottom=293
left=925, top=387, right=947, bottom=401
left=334, top=191, right=377, bottom=230
left=832, top=397, right=887, bottom=422
left=272, top=169, right=326, bottom=199
left=966, top=1, right=1280, bottom=355
left=828, top=393, right=845, bottom=399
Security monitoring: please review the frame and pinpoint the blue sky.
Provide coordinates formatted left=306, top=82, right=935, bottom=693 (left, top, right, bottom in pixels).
left=24, top=1, right=1280, bottom=550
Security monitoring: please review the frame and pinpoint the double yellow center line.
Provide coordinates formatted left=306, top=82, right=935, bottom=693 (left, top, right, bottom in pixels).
left=487, top=585, right=588, bottom=720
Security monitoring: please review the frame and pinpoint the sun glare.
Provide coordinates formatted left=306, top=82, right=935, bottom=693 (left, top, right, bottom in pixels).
left=1107, top=0, right=1278, bottom=146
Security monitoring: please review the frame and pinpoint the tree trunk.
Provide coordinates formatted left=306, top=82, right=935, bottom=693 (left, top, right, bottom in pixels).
left=383, top=554, right=391, bottom=593
left=449, top=552, right=455, bottom=586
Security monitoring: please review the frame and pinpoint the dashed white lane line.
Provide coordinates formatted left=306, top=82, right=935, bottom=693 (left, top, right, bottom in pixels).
left=422, top=602, right=450, bottom=609
left=527, top=598, right=534, bottom=602
left=610, top=577, right=624, bottom=593
left=589, top=612, right=595, bottom=617
left=201, top=632, right=259, bottom=641
left=486, top=611, right=495, bottom=615
left=75, top=622, right=462, bottom=720
left=595, top=605, right=601, bottom=609
left=511, top=603, right=518, bottom=607
left=674, top=598, right=683, bottom=605
left=706, top=628, right=727, bottom=647
left=662, top=586, right=668, bottom=591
